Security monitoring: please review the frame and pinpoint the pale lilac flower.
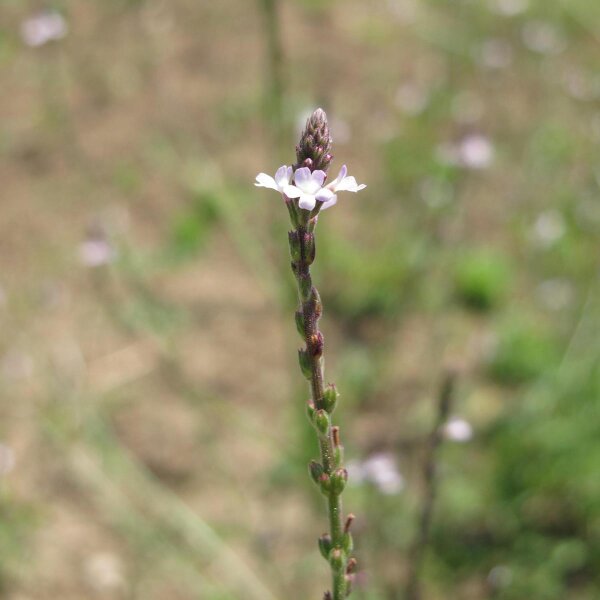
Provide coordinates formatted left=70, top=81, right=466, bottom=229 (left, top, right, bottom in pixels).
left=444, top=417, right=473, bottom=442
left=317, top=165, right=367, bottom=210
left=254, top=165, right=293, bottom=194
left=21, top=11, right=68, bottom=47
left=281, top=167, right=330, bottom=210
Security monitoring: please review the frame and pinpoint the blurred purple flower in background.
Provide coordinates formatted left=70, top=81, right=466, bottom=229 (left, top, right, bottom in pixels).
left=21, top=11, right=68, bottom=48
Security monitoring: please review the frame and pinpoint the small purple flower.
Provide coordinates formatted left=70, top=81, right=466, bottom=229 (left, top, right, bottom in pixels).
left=254, top=165, right=294, bottom=194
left=283, top=167, right=331, bottom=211
left=255, top=164, right=366, bottom=211
left=318, top=165, right=367, bottom=210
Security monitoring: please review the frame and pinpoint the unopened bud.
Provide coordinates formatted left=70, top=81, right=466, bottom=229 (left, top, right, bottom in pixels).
left=288, top=231, right=301, bottom=264
left=318, top=533, right=332, bottom=559
left=342, top=532, right=354, bottom=554
left=344, top=514, right=355, bottom=533
left=310, top=331, right=324, bottom=357
left=323, top=384, right=338, bottom=414
left=306, top=399, right=316, bottom=423
left=346, top=557, right=357, bottom=574
left=311, top=287, right=323, bottom=319
left=298, top=348, right=312, bottom=379
left=295, top=309, right=305, bottom=338
left=319, top=473, right=331, bottom=494
left=308, top=460, right=324, bottom=485
left=328, top=548, right=346, bottom=571
left=303, top=231, right=316, bottom=265
left=330, top=468, right=348, bottom=495
left=313, top=409, right=330, bottom=437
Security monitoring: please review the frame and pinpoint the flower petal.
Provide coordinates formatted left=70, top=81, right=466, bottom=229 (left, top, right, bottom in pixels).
left=328, top=165, right=347, bottom=189
left=335, top=176, right=366, bottom=192
left=316, top=188, right=335, bottom=203
left=312, top=170, right=326, bottom=187
left=320, top=195, right=338, bottom=211
left=293, top=167, right=312, bottom=191
left=298, top=194, right=316, bottom=211
left=255, top=173, right=279, bottom=191
left=283, top=184, right=302, bottom=198
left=274, top=165, right=290, bottom=189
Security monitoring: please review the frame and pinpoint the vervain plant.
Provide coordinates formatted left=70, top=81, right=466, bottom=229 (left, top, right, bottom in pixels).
left=255, top=109, right=366, bottom=599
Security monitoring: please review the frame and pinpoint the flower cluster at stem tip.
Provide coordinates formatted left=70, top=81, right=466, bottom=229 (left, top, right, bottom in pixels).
left=255, top=162, right=366, bottom=211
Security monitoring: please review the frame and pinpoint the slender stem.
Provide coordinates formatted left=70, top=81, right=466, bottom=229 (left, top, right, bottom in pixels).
left=292, top=222, right=349, bottom=600
left=404, top=370, right=457, bottom=600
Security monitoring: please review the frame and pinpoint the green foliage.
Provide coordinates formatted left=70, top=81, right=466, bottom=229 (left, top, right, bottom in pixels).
left=488, top=320, right=561, bottom=385
left=454, top=250, right=512, bottom=311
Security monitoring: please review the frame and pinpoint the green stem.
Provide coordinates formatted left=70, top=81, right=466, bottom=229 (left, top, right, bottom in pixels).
left=292, top=222, right=349, bottom=600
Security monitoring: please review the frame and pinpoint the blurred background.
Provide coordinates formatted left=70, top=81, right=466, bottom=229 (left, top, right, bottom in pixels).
left=1, top=0, right=599, bottom=598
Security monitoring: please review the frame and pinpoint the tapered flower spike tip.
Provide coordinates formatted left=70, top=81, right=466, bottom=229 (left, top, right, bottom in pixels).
left=295, top=108, right=333, bottom=173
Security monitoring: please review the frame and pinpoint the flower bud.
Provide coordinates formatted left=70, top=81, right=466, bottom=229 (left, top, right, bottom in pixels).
left=330, top=468, right=348, bottom=495
left=303, top=231, right=316, bottom=265
left=296, top=108, right=333, bottom=173
left=318, top=533, right=332, bottom=559
left=298, top=348, right=312, bottom=379
left=322, top=384, right=338, bottom=413
left=346, top=557, right=357, bottom=574
left=295, top=309, right=305, bottom=338
left=311, top=287, right=323, bottom=320
left=308, top=460, right=324, bottom=485
left=288, top=231, right=301, bottom=264
left=313, top=409, right=330, bottom=437
left=342, top=531, right=354, bottom=554
left=328, top=548, right=346, bottom=571
left=319, top=473, right=331, bottom=494
left=306, top=399, right=316, bottom=423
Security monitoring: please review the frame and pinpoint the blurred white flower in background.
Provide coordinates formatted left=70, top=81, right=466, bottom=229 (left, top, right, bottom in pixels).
left=21, top=11, right=68, bottom=48
left=458, top=134, right=494, bottom=169
left=522, top=21, right=567, bottom=56
left=347, top=452, right=405, bottom=495
left=491, top=0, right=529, bottom=17
left=532, top=209, right=566, bottom=247
left=0, top=444, right=16, bottom=477
left=438, top=135, right=495, bottom=170
left=443, top=417, right=474, bottom=443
